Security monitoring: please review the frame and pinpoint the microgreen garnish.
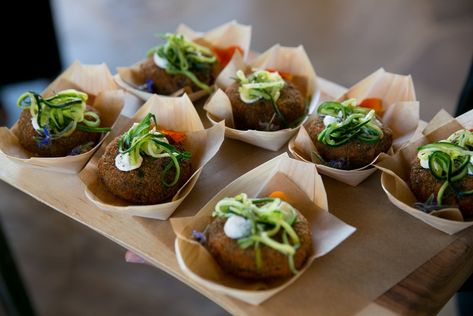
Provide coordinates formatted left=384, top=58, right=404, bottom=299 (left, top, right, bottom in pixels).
left=213, top=193, right=301, bottom=274
left=147, top=33, right=216, bottom=94
left=117, top=113, right=191, bottom=187
left=17, top=89, right=110, bottom=144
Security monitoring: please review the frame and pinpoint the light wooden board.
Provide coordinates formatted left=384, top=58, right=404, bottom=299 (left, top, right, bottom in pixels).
left=0, top=78, right=471, bottom=315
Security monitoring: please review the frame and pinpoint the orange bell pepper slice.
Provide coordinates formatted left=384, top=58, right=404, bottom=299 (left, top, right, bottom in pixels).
left=159, top=129, right=186, bottom=143
left=266, top=68, right=293, bottom=81
left=359, top=98, right=384, bottom=115
left=212, top=45, right=244, bottom=67
left=269, top=191, right=289, bottom=201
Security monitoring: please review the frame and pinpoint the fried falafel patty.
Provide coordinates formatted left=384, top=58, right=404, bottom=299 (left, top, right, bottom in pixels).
left=17, top=106, right=101, bottom=157
left=225, top=80, right=306, bottom=131
left=306, top=115, right=393, bottom=170
left=409, top=160, right=473, bottom=218
left=98, top=138, right=192, bottom=205
left=140, top=57, right=220, bottom=95
left=205, top=212, right=312, bottom=279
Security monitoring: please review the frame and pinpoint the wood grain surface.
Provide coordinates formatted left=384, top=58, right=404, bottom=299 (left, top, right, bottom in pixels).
left=0, top=79, right=471, bottom=315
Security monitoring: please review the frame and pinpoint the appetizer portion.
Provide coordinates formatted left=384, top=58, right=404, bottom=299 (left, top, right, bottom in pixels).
left=16, top=89, right=110, bottom=157
left=410, top=129, right=473, bottom=218
left=306, top=99, right=393, bottom=169
left=196, top=193, right=312, bottom=279
left=98, top=113, right=192, bottom=205
left=225, top=70, right=306, bottom=131
left=142, top=33, right=222, bottom=95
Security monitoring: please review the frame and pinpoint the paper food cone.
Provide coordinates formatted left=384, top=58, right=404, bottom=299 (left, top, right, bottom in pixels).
left=81, top=94, right=225, bottom=220
left=204, top=45, right=320, bottom=151
left=116, top=21, right=252, bottom=102
left=289, top=68, right=418, bottom=186
left=0, top=61, right=124, bottom=174
left=375, top=109, right=473, bottom=234
left=170, top=153, right=356, bottom=305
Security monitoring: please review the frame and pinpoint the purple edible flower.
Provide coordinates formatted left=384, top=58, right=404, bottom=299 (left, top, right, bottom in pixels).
left=145, top=79, right=154, bottom=93
left=35, top=126, right=51, bottom=148
left=192, top=230, right=207, bottom=244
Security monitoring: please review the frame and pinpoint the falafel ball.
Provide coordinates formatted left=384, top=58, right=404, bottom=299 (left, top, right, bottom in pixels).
left=17, top=105, right=101, bottom=157
left=225, top=80, right=306, bottom=131
left=306, top=115, right=393, bottom=170
left=98, top=137, right=192, bottom=205
left=205, top=211, right=312, bottom=279
left=140, top=57, right=220, bottom=95
left=409, top=160, right=473, bottom=219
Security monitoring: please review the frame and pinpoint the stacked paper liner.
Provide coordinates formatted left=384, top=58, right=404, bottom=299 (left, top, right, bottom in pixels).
left=171, top=153, right=355, bottom=305
left=289, top=68, right=419, bottom=186
left=115, top=20, right=252, bottom=101
left=204, top=44, right=320, bottom=151
left=375, top=109, right=473, bottom=234
left=81, top=94, right=225, bottom=220
left=0, top=61, right=124, bottom=174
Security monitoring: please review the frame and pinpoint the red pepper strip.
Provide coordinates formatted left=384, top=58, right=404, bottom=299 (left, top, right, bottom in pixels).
left=266, top=68, right=293, bottom=81
left=159, top=129, right=186, bottom=143
left=359, top=98, right=384, bottom=115
left=211, top=45, right=244, bottom=67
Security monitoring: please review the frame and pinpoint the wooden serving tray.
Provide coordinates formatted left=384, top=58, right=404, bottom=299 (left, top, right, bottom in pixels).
left=1, top=78, right=471, bottom=315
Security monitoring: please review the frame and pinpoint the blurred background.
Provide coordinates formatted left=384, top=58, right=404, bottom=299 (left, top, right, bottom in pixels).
left=0, top=0, right=472, bottom=315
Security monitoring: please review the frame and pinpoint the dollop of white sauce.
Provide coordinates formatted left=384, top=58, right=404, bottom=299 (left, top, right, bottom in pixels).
left=153, top=52, right=168, bottom=69
left=323, top=115, right=338, bottom=127
left=224, top=215, right=252, bottom=239
left=31, top=117, right=40, bottom=131
left=115, top=152, right=143, bottom=171
left=420, top=158, right=429, bottom=169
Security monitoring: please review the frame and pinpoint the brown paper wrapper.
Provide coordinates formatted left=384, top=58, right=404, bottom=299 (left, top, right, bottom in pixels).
left=115, top=21, right=252, bottom=101
left=0, top=61, right=124, bottom=174
left=375, top=109, right=473, bottom=234
left=170, top=153, right=355, bottom=305
left=204, top=45, right=320, bottom=151
left=289, top=68, right=418, bottom=186
left=81, top=94, right=225, bottom=220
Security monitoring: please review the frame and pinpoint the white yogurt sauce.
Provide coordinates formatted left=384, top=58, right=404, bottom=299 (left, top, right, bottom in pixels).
left=153, top=52, right=168, bottom=69
left=115, top=152, right=143, bottom=171
left=31, top=117, right=40, bottom=131
left=224, top=215, right=252, bottom=239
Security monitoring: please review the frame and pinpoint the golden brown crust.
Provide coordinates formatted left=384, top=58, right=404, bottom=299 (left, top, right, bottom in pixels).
left=225, top=80, right=306, bottom=131
left=409, top=160, right=473, bottom=219
left=306, top=115, right=393, bottom=170
left=98, top=137, right=192, bottom=205
left=206, top=211, right=312, bottom=279
left=140, top=57, right=220, bottom=95
left=17, top=106, right=101, bottom=157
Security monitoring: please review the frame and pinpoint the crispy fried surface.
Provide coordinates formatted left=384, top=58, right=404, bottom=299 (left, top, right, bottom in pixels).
left=98, top=138, right=192, bottom=205
left=306, top=115, right=393, bottom=170
left=17, top=106, right=101, bottom=157
left=206, top=212, right=312, bottom=280
left=140, top=57, right=220, bottom=95
left=409, top=160, right=473, bottom=219
left=225, top=80, right=305, bottom=131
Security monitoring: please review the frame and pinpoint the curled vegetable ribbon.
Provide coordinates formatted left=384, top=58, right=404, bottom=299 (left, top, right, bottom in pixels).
left=236, top=69, right=288, bottom=127
left=417, top=129, right=473, bottom=205
left=317, top=98, right=384, bottom=146
left=16, top=89, right=110, bottom=140
left=118, top=113, right=191, bottom=187
left=213, top=193, right=301, bottom=274
left=147, top=33, right=216, bottom=94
